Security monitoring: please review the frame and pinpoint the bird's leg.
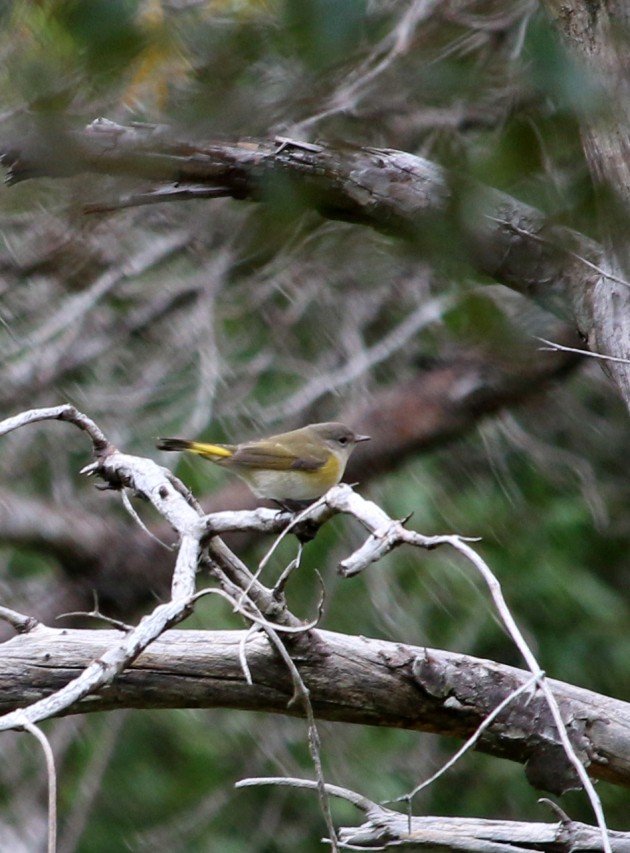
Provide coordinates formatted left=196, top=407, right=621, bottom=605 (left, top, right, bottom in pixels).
left=272, top=498, right=311, bottom=513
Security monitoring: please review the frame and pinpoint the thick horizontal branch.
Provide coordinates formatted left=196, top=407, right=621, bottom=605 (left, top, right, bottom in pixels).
left=0, top=120, right=621, bottom=349
left=1, top=625, right=629, bottom=792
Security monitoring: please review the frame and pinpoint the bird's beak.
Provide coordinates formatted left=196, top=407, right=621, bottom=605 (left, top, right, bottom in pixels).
left=355, top=434, right=370, bottom=442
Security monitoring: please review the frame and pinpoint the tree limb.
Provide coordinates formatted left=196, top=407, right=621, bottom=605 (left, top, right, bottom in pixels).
left=2, top=119, right=626, bottom=405
left=542, top=0, right=630, bottom=422
left=0, top=625, right=628, bottom=791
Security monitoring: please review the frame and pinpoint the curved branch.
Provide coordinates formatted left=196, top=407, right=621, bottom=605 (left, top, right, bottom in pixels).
left=0, top=625, right=628, bottom=790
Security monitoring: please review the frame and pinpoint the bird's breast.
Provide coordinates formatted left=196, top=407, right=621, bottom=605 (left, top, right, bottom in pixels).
left=242, top=453, right=343, bottom=500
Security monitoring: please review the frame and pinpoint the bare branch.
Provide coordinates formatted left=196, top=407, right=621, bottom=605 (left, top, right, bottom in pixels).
left=19, top=719, right=57, bottom=853
left=120, top=491, right=173, bottom=551
left=236, top=776, right=377, bottom=813
left=0, top=120, right=613, bottom=324
left=260, top=624, right=338, bottom=850
left=83, top=184, right=232, bottom=213
left=1, top=626, right=628, bottom=789
left=236, top=776, right=630, bottom=852
left=0, top=407, right=207, bottom=728
left=0, top=404, right=110, bottom=454
left=193, top=587, right=317, bottom=635
left=56, top=591, right=132, bottom=633
left=324, top=485, right=610, bottom=846
left=537, top=337, right=630, bottom=365
left=0, top=605, right=40, bottom=634
left=486, top=216, right=630, bottom=292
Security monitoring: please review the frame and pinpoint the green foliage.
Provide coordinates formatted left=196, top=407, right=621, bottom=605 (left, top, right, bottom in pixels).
left=523, top=15, right=600, bottom=114
left=281, top=0, right=367, bottom=70
left=53, top=0, right=145, bottom=81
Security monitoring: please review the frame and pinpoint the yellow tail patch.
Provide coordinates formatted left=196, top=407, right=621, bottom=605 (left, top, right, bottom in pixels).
left=188, top=441, right=233, bottom=459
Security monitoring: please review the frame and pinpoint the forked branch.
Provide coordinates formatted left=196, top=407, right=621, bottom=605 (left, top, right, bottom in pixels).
left=237, top=777, right=630, bottom=852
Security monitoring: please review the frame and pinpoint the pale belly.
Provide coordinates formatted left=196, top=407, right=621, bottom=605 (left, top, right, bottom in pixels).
left=240, top=467, right=337, bottom=501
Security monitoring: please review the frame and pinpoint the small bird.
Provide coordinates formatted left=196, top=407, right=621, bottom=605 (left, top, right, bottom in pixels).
left=157, top=422, right=370, bottom=502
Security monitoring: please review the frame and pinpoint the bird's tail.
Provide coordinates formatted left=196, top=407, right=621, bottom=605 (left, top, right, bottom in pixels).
left=156, top=438, right=234, bottom=459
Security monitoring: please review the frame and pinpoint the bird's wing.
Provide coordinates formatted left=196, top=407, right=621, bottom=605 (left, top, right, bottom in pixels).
left=230, top=440, right=325, bottom=471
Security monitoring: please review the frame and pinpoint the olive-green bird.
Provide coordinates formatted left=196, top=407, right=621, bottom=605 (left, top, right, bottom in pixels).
left=156, top=422, right=369, bottom=501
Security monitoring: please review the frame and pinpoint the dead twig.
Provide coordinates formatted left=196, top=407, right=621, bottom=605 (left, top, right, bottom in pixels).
left=322, top=484, right=611, bottom=853
left=536, top=337, right=630, bottom=365
left=237, top=776, right=629, bottom=852
left=19, top=717, right=57, bottom=853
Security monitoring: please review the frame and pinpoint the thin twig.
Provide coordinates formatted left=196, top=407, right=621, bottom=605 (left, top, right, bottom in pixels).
left=56, top=591, right=132, bottom=632
left=536, top=337, right=630, bottom=365
left=0, top=604, right=39, bottom=633
left=83, top=184, right=231, bottom=213
left=0, top=404, right=109, bottom=452
left=235, top=776, right=377, bottom=813
left=238, top=624, right=257, bottom=686
left=20, top=717, right=57, bottom=853
left=388, top=672, right=541, bottom=803
left=193, top=586, right=317, bottom=635
left=121, top=490, right=174, bottom=551
left=258, top=495, right=329, bottom=571
left=232, top=497, right=328, bottom=612
left=257, top=626, right=339, bottom=852
left=273, top=542, right=304, bottom=600
left=486, top=215, right=630, bottom=291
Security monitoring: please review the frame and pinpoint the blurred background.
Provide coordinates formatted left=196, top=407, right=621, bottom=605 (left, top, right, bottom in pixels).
left=0, top=0, right=629, bottom=849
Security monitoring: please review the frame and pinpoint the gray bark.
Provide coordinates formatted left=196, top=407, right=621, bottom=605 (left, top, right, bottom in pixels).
left=1, top=625, right=629, bottom=794
left=543, top=0, right=630, bottom=406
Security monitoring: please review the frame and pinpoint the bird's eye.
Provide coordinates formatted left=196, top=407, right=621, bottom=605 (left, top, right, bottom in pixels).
left=338, top=436, right=349, bottom=445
